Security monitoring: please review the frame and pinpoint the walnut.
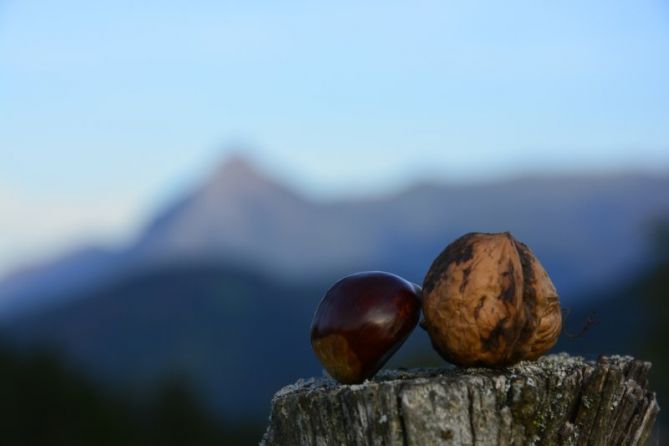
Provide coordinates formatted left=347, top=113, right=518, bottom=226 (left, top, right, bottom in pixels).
left=422, top=232, right=562, bottom=367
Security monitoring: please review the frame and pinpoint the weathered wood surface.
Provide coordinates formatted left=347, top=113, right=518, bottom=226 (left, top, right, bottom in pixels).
left=262, top=354, right=659, bottom=445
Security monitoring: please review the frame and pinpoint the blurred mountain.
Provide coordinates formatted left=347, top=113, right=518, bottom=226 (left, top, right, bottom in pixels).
left=131, top=155, right=347, bottom=275
left=0, top=247, right=123, bottom=316
left=134, top=157, right=669, bottom=295
left=1, top=155, right=669, bottom=316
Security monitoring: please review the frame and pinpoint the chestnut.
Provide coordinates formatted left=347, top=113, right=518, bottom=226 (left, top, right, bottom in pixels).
left=310, top=271, right=422, bottom=384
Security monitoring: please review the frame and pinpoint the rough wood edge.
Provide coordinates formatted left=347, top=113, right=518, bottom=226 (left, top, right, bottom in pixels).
left=262, top=354, right=659, bottom=446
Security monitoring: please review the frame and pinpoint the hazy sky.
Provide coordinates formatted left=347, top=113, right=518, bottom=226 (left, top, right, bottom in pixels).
left=1, top=0, right=669, bottom=276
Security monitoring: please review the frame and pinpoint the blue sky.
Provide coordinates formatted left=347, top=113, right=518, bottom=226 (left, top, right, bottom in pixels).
left=1, top=0, right=669, bottom=275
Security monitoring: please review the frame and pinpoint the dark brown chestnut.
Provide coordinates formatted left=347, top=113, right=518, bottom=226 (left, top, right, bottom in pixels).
left=310, top=271, right=422, bottom=384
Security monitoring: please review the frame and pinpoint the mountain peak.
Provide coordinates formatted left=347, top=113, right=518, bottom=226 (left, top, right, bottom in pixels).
left=206, top=154, right=278, bottom=194
left=216, top=153, right=257, bottom=176
left=214, top=153, right=262, bottom=180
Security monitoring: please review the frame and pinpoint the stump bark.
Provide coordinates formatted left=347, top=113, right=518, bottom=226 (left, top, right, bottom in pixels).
left=262, top=354, right=659, bottom=445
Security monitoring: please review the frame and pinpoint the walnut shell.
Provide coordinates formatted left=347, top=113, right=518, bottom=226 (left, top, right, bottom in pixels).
left=422, top=232, right=562, bottom=367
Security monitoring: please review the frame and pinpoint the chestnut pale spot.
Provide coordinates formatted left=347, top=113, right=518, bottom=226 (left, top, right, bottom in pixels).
left=311, top=334, right=362, bottom=384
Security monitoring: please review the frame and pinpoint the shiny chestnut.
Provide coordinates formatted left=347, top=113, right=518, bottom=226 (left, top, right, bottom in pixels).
left=310, top=271, right=422, bottom=384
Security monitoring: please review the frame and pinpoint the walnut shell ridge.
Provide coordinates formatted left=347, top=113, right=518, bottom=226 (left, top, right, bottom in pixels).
left=422, top=232, right=562, bottom=367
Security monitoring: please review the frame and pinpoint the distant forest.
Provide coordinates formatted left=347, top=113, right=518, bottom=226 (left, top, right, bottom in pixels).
left=0, top=343, right=263, bottom=446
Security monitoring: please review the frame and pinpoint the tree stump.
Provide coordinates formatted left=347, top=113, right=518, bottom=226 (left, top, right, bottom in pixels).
left=262, top=354, right=659, bottom=445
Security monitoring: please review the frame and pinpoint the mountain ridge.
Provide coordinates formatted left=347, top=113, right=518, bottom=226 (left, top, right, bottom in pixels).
left=1, top=155, right=668, bottom=316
